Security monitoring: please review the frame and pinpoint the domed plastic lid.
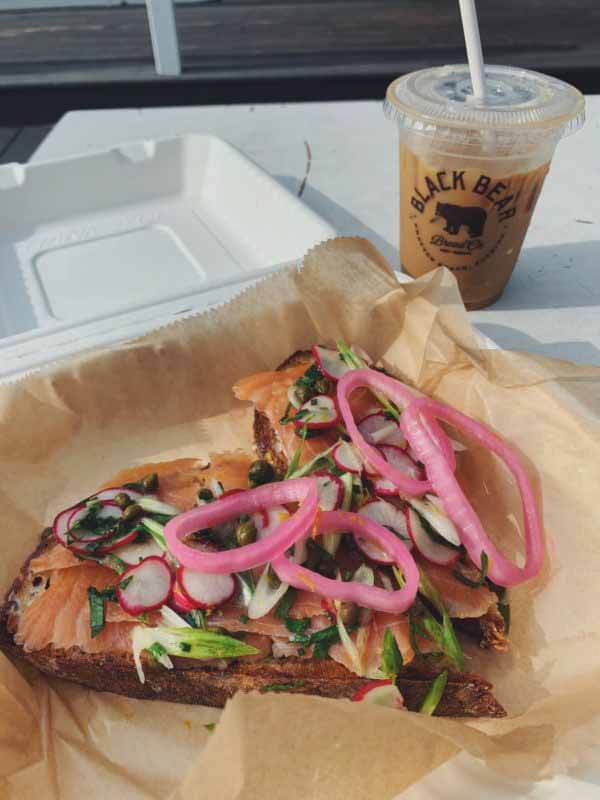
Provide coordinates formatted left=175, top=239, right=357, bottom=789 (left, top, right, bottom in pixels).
left=385, top=64, right=585, bottom=138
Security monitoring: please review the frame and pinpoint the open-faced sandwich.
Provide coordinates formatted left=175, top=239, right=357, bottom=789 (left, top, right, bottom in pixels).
left=1, top=344, right=543, bottom=717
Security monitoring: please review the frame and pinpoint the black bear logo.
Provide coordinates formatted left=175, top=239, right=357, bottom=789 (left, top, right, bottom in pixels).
left=433, top=202, right=487, bottom=237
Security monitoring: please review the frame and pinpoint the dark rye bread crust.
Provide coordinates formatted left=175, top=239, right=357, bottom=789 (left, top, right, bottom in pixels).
left=0, top=531, right=506, bottom=717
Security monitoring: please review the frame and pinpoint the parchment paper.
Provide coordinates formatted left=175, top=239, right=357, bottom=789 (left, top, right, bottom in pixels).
left=2, top=237, right=600, bottom=799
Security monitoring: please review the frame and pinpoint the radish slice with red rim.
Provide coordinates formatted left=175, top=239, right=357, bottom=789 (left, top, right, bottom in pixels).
left=69, top=502, right=122, bottom=541
left=295, top=395, right=339, bottom=430
left=332, top=441, right=362, bottom=474
left=177, top=566, right=235, bottom=609
left=254, top=506, right=289, bottom=539
left=70, top=527, right=140, bottom=556
left=314, top=472, right=344, bottom=511
left=352, top=680, right=404, bottom=708
left=91, top=487, right=144, bottom=504
left=53, top=504, right=81, bottom=546
left=312, top=345, right=352, bottom=381
left=356, top=500, right=412, bottom=564
left=372, top=477, right=398, bottom=498
left=117, top=556, right=174, bottom=615
left=406, top=496, right=461, bottom=548
left=405, top=507, right=459, bottom=566
left=358, top=412, right=407, bottom=449
left=170, top=581, right=198, bottom=613
left=378, top=445, right=423, bottom=481
left=115, top=538, right=165, bottom=566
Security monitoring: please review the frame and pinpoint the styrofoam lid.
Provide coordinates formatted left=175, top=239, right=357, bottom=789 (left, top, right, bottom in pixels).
left=385, top=64, right=585, bottom=140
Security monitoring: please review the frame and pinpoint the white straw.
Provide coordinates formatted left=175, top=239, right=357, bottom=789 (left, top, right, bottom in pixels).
left=458, top=0, right=487, bottom=101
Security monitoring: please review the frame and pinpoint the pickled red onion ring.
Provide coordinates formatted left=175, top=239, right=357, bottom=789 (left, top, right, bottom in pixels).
left=164, top=478, right=318, bottom=573
left=337, top=369, right=455, bottom=494
left=271, top=510, right=418, bottom=613
left=401, top=398, right=544, bottom=587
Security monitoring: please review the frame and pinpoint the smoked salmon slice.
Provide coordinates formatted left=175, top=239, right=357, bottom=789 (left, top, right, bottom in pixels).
left=419, top=559, right=497, bottom=618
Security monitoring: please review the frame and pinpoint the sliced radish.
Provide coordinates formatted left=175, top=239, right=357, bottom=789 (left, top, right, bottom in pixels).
left=358, top=412, right=407, bottom=449
left=372, top=477, right=398, bottom=498
left=407, top=496, right=461, bottom=547
left=247, top=564, right=289, bottom=619
left=312, top=345, right=351, bottom=381
left=314, top=471, right=344, bottom=511
left=115, top=537, right=165, bottom=565
left=170, top=581, right=198, bottom=613
left=356, top=500, right=411, bottom=564
left=294, top=395, right=339, bottom=430
left=352, top=680, right=404, bottom=709
left=69, top=501, right=122, bottom=541
left=70, top=527, right=140, bottom=556
left=405, top=507, right=459, bottom=566
left=53, top=504, right=81, bottom=546
left=91, top=487, right=144, bottom=503
left=378, top=445, right=423, bottom=480
left=117, top=556, right=174, bottom=615
left=254, top=506, right=290, bottom=539
left=287, top=384, right=304, bottom=410
left=177, top=566, right=235, bottom=609
left=332, top=441, right=362, bottom=474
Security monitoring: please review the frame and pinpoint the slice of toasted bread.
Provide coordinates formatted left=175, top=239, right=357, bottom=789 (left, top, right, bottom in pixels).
left=0, top=531, right=506, bottom=717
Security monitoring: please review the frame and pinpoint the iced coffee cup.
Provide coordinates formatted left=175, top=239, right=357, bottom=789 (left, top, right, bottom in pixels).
left=385, top=65, right=584, bottom=309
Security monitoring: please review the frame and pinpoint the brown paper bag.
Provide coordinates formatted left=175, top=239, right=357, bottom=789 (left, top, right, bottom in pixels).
left=2, top=238, right=600, bottom=799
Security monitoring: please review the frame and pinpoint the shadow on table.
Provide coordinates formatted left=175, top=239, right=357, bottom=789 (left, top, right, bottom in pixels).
left=493, top=240, right=600, bottom=311
left=475, top=322, right=600, bottom=367
left=275, top=175, right=398, bottom=268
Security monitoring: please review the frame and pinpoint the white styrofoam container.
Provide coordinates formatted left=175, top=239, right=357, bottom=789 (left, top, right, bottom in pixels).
left=0, top=135, right=336, bottom=380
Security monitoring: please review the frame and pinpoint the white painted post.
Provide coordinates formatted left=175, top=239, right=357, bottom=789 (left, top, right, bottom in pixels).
left=145, top=0, right=182, bottom=76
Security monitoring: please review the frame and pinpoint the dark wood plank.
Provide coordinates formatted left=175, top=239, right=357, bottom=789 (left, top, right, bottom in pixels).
left=0, top=1, right=598, bottom=71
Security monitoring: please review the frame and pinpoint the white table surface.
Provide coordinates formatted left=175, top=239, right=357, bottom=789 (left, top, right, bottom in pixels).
left=30, top=103, right=600, bottom=798
left=34, top=99, right=600, bottom=367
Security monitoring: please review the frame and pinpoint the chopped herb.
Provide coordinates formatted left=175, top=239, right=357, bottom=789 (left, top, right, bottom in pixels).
left=279, top=403, right=294, bottom=425
left=87, top=585, right=118, bottom=638
left=453, top=552, right=489, bottom=588
left=147, top=642, right=168, bottom=661
left=285, top=617, right=310, bottom=635
left=119, top=575, right=133, bottom=591
left=239, top=614, right=249, bottom=625
left=138, top=612, right=149, bottom=624
left=204, top=722, right=216, bottom=733
left=381, top=628, right=403, bottom=679
left=310, top=398, right=319, bottom=406
left=498, top=602, right=511, bottom=633
left=293, top=425, right=321, bottom=440
left=292, top=624, right=346, bottom=660
left=275, top=588, right=298, bottom=619
left=179, top=642, right=192, bottom=653
left=419, top=670, right=448, bottom=715
left=261, top=680, right=307, bottom=693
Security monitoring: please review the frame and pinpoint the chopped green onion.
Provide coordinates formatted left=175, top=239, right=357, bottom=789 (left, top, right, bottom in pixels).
left=498, top=602, right=511, bottom=633
left=336, top=341, right=401, bottom=422
left=453, top=552, right=489, bottom=588
left=418, top=570, right=465, bottom=671
left=419, top=670, right=448, bottom=715
left=284, top=425, right=309, bottom=479
left=239, top=614, right=249, bottom=625
left=140, top=517, right=167, bottom=550
left=286, top=441, right=340, bottom=479
left=285, top=617, right=310, bottom=635
left=381, top=628, right=403, bottom=679
left=119, top=575, right=133, bottom=591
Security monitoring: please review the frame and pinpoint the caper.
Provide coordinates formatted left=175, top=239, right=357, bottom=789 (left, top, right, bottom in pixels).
left=114, top=492, right=133, bottom=509
left=313, top=376, right=331, bottom=395
left=197, top=487, right=214, bottom=503
left=338, top=602, right=359, bottom=626
left=122, top=503, right=142, bottom=522
left=248, top=459, right=275, bottom=488
left=141, top=472, right=159, bottom=493
left=235, top=517, right=257, bottom=547
left=295, top=383, right=314, bottom=403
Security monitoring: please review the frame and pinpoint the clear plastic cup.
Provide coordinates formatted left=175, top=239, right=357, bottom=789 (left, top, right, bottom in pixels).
left=385, top=65, right=585, bottom=309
